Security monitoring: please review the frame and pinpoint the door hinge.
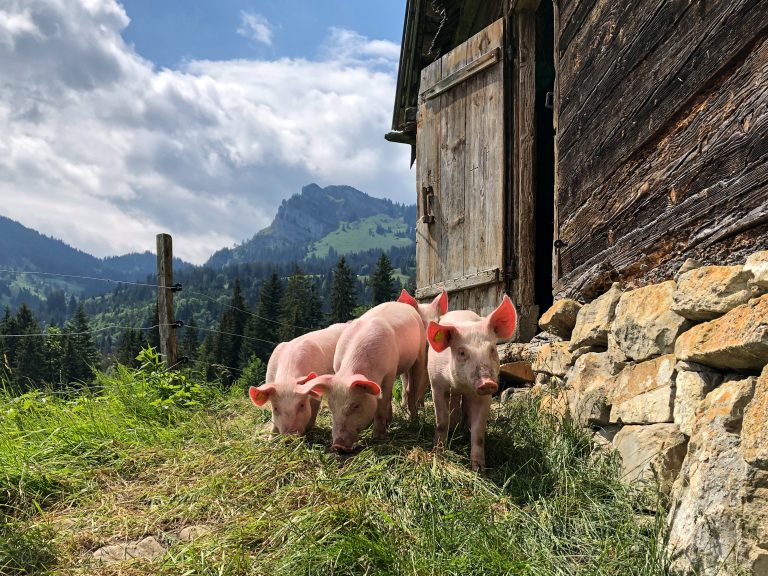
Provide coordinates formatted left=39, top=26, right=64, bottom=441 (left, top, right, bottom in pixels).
left=554, top=238, right=568, bottom=250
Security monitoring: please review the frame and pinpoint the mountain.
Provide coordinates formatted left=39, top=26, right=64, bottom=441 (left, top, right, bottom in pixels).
left=0, top=215, right=190, bottom=311
left=206, top=184, right=416, bottom=267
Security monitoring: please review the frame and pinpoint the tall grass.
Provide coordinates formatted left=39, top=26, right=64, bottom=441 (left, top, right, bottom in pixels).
left=0, top=367, right=673, bottom=575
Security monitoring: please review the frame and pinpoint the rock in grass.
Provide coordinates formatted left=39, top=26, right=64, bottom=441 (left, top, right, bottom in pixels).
left=538, top=299, right=581, bottom=339
left=672, top=265, right=753, bottom=321
left=179, top=525, right=212, bottom=542
left=93, top=536, right=166, bottom=563
left=675, top=294, right=768, bottom=371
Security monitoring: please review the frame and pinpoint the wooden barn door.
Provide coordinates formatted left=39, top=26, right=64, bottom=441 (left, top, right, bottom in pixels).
left=415, top=19, right=507, bottom=317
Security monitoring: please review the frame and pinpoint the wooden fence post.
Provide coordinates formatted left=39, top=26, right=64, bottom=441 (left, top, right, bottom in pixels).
left=156, top=233, right=178, bottom=368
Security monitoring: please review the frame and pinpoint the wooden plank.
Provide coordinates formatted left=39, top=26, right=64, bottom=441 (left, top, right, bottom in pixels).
left=156, top=233, right=177, bottom=368
left=421, top=48, right=501, bottom=102
left=558, top=0, right=768, bottom=214
left=437, top=39, right=469, bottom=284
left=415, top=268, right=501, bottom=299
left=465, top=18, right=504, bottom=281
left=554, top=36, right=768, bottom=298
left=415, top=59, right=442, bottom=291
left=513, top=13, right=536, bottom=309
left=552, top=0, right=562, bottom=281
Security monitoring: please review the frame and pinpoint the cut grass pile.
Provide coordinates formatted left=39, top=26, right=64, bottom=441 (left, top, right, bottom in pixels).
left=0, top=366, right=673, bottom=575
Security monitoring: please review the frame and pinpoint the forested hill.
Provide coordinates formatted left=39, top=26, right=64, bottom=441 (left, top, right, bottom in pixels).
left=206, top=183, right=415, bottom=267
left=0, top=215, right=188, bottom=310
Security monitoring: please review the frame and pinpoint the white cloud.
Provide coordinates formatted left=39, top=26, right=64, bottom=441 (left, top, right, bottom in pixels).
left=0, top=0, right=412, bottom=264
left=237, top=11, right=273, bottom=46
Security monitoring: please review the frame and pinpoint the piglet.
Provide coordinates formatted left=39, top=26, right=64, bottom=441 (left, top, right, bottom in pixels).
left=426, top=295, right=517, bottom=471
left=296, top=301, right=427, bottom=452
left=248, top=323, right=347, bottom=435
left=397, top=288, right=448, bottom=420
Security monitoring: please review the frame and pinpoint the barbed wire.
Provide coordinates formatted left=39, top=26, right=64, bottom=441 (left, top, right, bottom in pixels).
left=0, top=323, right=175, bottom=338
left=0, top=267, right=314, bottom=332
left=0, top=268, right=163, bottom=289
left=193, top=325, right=279, bottom=346
left=185, top=289, right=313, bottom=331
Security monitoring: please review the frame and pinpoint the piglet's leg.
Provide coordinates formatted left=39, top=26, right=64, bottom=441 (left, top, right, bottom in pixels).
left=406, top=348, right=428, bottom=421
left=308, top=397, right=321, bottom=430
left=448, top=392, right=463, bottom=429
left=465, top=394, right=492, bottom=472
left=432, top=383, right=451, bottom=449
left=373, top=374, right=395, bottom=440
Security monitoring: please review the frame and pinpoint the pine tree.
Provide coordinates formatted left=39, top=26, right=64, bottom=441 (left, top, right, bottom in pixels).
left=330, top=256, right=357, bottom=323
left=12, top=305, right=45, bottom=390
left=279, top=266, right=316, bottom=342
left=43, top=326, right=66, bottom=386
left=242, top=270, right=283, bottom=363
left=208, top=279, right=250, bottom=382
left=62, top=303, right=100, bottom=385
left=114, top=328, right=145, bottom=368
left=370, top=253, right=396, bottom=305
left=180, top=313, right=200, bottom=361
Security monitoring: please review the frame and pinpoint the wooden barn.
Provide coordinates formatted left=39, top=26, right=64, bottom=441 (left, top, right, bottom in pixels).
left=386, top=0, right=768, bottom=340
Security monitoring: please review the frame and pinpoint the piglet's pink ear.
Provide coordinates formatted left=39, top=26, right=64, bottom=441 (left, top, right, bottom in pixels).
left=427, top=321, right=454, bottom=353
left=295, top=374, right=332, bottom=399
left=350, top=375, right=381, bottom=397
left=488, top=295, right=517, bottom=340
left=397, top=289, right=418, bottom=309
left=295, top=372, right=318, bottom=386
left=249, top=384, right=276, bottom=407
left=432, top=290, right=448, bottom=316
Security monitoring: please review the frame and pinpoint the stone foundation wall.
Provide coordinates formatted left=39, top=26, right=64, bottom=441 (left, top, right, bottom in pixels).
left=523, top=252, right=768, bottom=575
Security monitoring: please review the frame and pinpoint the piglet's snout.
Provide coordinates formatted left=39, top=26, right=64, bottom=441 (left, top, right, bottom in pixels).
left=476, top=378, right=499, bottom=395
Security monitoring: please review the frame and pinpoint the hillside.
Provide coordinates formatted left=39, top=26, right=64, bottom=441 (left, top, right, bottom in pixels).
left=0, top=215, right=189, bottom=310
left=207, top=184, right=415, bottom=267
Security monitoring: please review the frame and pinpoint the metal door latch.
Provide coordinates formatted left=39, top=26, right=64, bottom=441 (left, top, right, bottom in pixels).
left=421, top=186, right=435, bottom=224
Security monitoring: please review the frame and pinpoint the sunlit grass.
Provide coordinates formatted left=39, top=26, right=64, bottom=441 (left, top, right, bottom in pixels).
left=0, top=369, right=673, bottom=575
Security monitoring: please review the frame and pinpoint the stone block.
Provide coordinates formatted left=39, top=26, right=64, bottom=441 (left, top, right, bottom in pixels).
left=742, top=365, right=768, bottom=469
left=94, top=536, right=166, bottom=563
left=538, top=299, right=582, bottom=339
left=667, top=377, right=758, bottom=575
left=674, top=367, right=723, bottom=437
left=611, top=281, right=692, bottom=362
left=675, top=294, right=768, bottom=371
left=499, top=361, right=535, bottom=384
left=745, top=250, right=768, bottom=290
left=567, top=352, right=621, bottom=426
left=569, top=284, right=622, bottom=350
left=532, top=342, right=572, bottom=377
left=672, top=265, right=754, bottom=321
left=613, top=424, right=688, bottom=496
left=610, top=355, right=677, bottom=424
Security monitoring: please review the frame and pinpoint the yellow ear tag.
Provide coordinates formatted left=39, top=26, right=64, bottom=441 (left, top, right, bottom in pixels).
left=434, top=331, right=444, bottom=342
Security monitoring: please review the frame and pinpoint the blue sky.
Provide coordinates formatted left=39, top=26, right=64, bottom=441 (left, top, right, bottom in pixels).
left=120, top=1, right=405, bottom=67
left=0, top=0, right=412, bottom=263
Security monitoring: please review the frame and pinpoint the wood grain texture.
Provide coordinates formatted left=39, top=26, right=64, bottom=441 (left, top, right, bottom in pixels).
left=555, top=33, right=768, bottom=299
left=439, top=41, right=469, bottom=283
left=156, top=233, right=177, bottom=368
left=416, top=58, right=442, bottom=290
left=513, top=13, right=537, bottom=309
left=416, top=19, right=507, bottom=315
left=558, top=0, right=768, bottom=216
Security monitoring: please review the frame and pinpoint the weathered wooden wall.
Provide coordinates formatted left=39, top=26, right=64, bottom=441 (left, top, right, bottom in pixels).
left=554, top=0, right=768, bottom=299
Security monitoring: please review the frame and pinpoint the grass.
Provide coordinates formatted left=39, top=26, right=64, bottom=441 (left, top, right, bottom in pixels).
left=0, top=366, right=674, bottom=575
left=307, top=216, right=413, bottom=259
